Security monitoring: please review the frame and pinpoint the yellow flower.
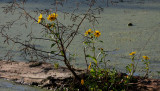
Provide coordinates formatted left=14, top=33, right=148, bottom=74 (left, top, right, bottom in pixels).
left=88, top=29, right=93, bottom=33
left=38, top=14, right=43, bottom=23
left=129, top=51, right=136, bottom=55
left=81, top=79, right=84, bottom=85
left=94, top=30, right=101, bottom=37
left=88, top=62, right=91, bottom=70
left=143, top=56, right=149, bottom=60
left=84, top=31, right=89, bottom=36
left=84, top=29, right=93, bottom=36
left=126, top=75, right=129, bottom=79
left=47, top=13, right=58, bottom=21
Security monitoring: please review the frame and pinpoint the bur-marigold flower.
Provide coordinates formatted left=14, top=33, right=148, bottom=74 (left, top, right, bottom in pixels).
left=143, top=56, right=149, bottom=60
left=125, top=75, right=129, bottom=79
left=81, top=79, right=84, bottom=85
left=38, top=14, right=43, bottom=23
left=84, top=29, right=93, bottom=36
left=94, top=30, right=101, bottom=37
left=47, top=13, right=58, bottom=21
left=129, top=52, right=136, bottom=55
left=88, top=62, right=91, bottom=70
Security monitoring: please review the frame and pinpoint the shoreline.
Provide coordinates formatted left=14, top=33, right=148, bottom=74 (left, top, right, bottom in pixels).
left=0, top=60, right=85, bottom=90
left=0, top=60, right=159, bottom=90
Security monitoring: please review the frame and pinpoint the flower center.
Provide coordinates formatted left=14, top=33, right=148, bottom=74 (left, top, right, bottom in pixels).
left=51, top=17, right=54, bottom=19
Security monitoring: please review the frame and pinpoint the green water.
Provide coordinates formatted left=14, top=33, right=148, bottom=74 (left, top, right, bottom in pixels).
left=0, top=79, right=50, bottom=91
left=0, top=0, right=160, bottom=90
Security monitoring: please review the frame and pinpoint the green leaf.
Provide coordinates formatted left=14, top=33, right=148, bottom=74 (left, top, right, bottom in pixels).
left=90, top=68, right=96, bottom=77
left=55, top=33, right=59, bottom=37
left=61, top=51, right=64, bottom=56
left=86, top=55, right=97, bottom=65
left=83, top=41, right=92, bottom=44
left=99, top=40, right=103, bottom=43
left=157, top=71, right=160, bottom=74
left=90, top=68, right=95, bottom=73
left=51, top=43, right=56, bottom=48
left=126, top=66, right=131, bottom=73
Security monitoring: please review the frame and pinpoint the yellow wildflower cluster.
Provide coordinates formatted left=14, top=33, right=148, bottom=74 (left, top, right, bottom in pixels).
left=47, top=13, right=58, bottom=21
left=85, top=29, right=101, bottom=37
left=143, top=56, right=149, bottom=60
left=38, top=13, right=58, bottom=23
left=129, top=51, right=150, bottom=60
left=129, top=51, right=136, bottom=55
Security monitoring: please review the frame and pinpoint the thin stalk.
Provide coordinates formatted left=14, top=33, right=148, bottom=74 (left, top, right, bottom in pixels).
left=84, top=47, right=89, bottom=72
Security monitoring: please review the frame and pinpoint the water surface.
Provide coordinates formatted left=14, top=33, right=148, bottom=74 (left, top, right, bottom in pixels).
left=0, top=0, right=160, bottom=90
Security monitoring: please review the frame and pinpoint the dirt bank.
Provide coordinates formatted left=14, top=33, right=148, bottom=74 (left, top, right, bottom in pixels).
left=0, top=60, right=84, bottom=89
left=0, top=60, right=159, bottom=90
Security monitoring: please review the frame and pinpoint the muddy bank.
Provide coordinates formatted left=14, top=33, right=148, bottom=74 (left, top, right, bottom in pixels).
left=0, top=60, right=159, bottom=90
left=0, top=60, right=84, bottom=89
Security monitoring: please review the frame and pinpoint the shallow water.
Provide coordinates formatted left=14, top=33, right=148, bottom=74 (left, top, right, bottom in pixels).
left=0, top=79, right=50, bottom=91
left=0, top=0, right=160, bottom=90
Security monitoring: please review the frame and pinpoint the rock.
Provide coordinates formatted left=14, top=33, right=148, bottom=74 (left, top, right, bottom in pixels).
left=128, top=23, right=133, bottom=26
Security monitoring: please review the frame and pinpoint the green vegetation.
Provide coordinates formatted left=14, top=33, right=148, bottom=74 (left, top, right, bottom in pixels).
left=37, top=13, right=151, bottom=90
